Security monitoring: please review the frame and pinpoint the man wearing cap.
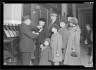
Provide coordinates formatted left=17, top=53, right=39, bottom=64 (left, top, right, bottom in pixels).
left=19, top=15, right=39, bottom=65
left=48, top=13, right=59, bottom=38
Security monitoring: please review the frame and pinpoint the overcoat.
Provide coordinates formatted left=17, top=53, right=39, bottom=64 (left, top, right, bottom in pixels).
left=64, top=26, right=81, bottom=65
left=19, top=23, right=38, bottom=52
left=51, top=32, right=63, bottom=62
left=39, top=47, right=52, bottom=65
left=58, top=27, right=69, bottom=60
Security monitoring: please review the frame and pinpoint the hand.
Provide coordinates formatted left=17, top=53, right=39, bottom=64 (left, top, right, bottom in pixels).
left=85, top=40, right=87, bottom=44
left=56, top=54, right=59, bottom=57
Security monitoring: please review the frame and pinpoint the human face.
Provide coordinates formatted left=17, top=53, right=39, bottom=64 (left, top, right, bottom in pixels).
left=44, top=41, right=49, bottom=46
left=39, top=21, right=45, bottom=27
left=60, top=22, right=66, bottom=28
left=86, top=25, right=90, bottom=30
left=24, top=19, right=31, bottom=25
left=51, top=16, right=57, bottom=22
left=51, top=27, right=57, bottom=33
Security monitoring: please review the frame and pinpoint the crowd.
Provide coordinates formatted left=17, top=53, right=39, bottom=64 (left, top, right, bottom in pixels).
left=19, top=13, right=93, bottom=66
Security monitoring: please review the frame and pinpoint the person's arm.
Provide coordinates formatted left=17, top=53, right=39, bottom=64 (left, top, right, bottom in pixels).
left=20, top=25, right=38, bottom=39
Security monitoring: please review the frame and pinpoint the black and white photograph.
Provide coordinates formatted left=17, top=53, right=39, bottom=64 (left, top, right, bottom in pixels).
left=3, top=2, right=94, bottom=67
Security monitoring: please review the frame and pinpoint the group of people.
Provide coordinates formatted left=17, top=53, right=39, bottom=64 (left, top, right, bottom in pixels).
left=19, top=12, right=93, bottom=66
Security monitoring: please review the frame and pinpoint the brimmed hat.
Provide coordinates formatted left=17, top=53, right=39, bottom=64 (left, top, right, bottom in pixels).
left=50, top=13, right=57, bottom=16
left=68, top=17, right=78, bottom=24
left=39, top=18, right=46, bottom=22
left=22, top=15, right=30, bottom=21
left=51, top=24, right=60, bottom=30
left=44, top=38, right=51, bottom=44
left=60, top=16, right=70, bottom=24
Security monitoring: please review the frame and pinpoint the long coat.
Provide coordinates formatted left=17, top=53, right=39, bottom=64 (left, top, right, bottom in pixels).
left=35, top=25, right=49, bottom=57
left=58, top=27, right=69, bottom=60
left=64, top=26, right=81, bottom=65
left=19, top=23, right=38, bottom=52
left=51, top=32, right=63, bottom=62
left=39, top=47, right=52, bottom=65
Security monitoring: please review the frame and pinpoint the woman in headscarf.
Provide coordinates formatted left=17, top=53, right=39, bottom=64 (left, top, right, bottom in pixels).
left=64, top=17, right=81, bottom=65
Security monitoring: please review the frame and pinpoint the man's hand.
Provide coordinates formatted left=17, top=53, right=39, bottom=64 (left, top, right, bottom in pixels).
left=56, top=54, right=59, bottom=57
left=85, top=40, right=87, bottom=44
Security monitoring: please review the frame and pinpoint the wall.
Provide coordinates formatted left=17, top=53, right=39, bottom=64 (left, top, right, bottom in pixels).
left=4, top=4, right=22, bottom=25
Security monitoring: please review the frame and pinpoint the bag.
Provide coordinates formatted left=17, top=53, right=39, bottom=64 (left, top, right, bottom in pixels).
left=71, top=51, right=78, bottom=57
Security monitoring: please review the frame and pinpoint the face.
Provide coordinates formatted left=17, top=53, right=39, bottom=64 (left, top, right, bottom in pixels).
left=51, top=27, right=57, bottom=33
left=44, top=41, right=49, bottom=46
left=51, top=16, right=57, bottom=21
left=60, top=22, right=66, bottom=28
left=86, top=25, right=90, bottom=30
left=24, top=19, right=31, bottom=25
left=69, top=23, right=75, bottom=27
left=39, top=21, right=45, bottom=27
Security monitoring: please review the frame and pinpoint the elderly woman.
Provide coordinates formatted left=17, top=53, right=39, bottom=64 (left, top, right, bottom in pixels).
left=64, top=17, right=81, bottom=65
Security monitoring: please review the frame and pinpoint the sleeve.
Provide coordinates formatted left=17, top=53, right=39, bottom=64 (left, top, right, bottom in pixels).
left=56, top=35, right=63, bottom=54
left=74, top=30, right=81, bottom=50
left=48, top=48, right=52, bottom=61
left=20, top=25, right=38, bottom=39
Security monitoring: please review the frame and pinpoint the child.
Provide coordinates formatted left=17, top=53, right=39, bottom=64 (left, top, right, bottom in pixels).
left=51, top=24, right=63, bottom=65
left=39, top=38, right=52, bottom=65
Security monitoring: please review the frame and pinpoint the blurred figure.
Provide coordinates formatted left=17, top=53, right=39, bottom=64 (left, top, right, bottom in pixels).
left=58, top=16, right=70, bottom=65
left=64, top=17, right=81, bottom=65
left=84, top=24, right=93, bottom=64
left=19, top=15, right=39, bottom=65
left=88, top=31, right=93, bottom=64
left=51, top=24, right=63, bottom=65
left=35, top=18, right=49, bottom=65
left=39, top=38, right=52, bottom=65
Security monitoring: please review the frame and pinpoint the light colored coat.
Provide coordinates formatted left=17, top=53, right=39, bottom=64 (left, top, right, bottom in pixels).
left=58, top=27, right=69, bottom=60
left=51, top=32, right=63, bottom=62
left=64, top=26, right=81, bottom=65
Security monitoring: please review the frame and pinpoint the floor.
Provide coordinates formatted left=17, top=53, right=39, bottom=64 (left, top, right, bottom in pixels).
left=4, top=44, right=93, bottom=67
left=80, top=44, right=93, bottom=67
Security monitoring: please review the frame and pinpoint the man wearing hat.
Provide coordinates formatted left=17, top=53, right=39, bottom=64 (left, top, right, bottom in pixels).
left=48, top=13, right=59, bottom=38
left=19, top=15, right=39, bottom=65
left=58, top=16, right=70, bottom=65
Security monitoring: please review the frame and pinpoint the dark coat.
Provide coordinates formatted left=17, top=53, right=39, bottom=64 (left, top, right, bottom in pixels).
left=39, top=47, right=52, bottom=65
left=37, top=25, right=49, bottom=44
left=19, top=23, right=38, bottom=52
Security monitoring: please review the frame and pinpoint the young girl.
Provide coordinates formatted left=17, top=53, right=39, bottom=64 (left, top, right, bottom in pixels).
left=39, top=38, right=52, bottom=65
left=51, top=24, right=63, bottom=65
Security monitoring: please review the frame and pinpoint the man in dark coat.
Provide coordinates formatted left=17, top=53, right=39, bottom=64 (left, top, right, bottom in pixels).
left=19, top=15, right=39, bottom=65
left=35, top=18, right=49, bottom=65
left=48, top=13, right=59, bottom=38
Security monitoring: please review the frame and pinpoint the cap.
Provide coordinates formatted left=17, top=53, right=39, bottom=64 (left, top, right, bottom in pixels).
left=50, top=13, right=57, bottom=16
left=22, top=15, right=30, bottom=21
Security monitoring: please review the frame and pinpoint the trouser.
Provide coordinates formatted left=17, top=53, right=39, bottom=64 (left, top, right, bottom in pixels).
left=21, top=52, right=31, bottom=65
left=34, top=43, right=41, bottom=65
